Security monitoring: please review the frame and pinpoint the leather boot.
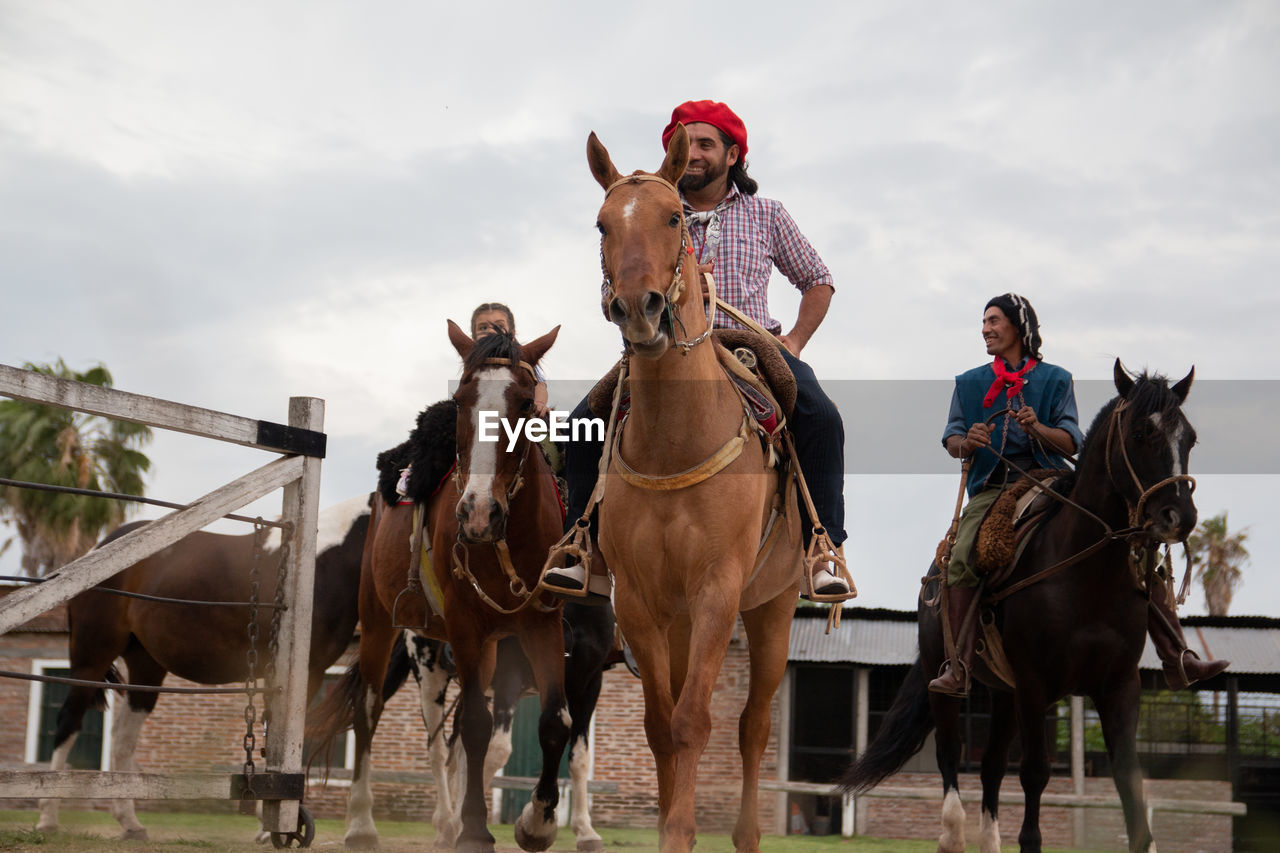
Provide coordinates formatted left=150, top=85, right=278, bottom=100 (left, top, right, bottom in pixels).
left=1147, top=593, right=1230, bottom=689
left=929, top=584, right=979, bottom=696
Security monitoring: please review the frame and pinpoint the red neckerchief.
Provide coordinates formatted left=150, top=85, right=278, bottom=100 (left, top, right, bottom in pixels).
left=983, top=357, right=1038, bottom=408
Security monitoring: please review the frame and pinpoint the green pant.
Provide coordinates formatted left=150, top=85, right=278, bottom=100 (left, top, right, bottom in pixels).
left=946, top=484, right=1005, bottom=588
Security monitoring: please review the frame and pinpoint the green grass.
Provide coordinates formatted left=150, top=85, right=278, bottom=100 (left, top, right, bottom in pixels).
left=0, top=809, right=1082, bottom=852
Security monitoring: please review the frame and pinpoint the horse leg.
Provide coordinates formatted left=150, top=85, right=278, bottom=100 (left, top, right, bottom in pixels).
left=1013, top=688, right=1051, bottom=853
left=664, top=595, right=737, bottom=852
left=344, top=620, right=395, bottom=850
left=1094, top=677, right=1155, bottom=853
left=102, top=647, right=164, bottom=841
left=563, top=603, right=612, bottom=853
left=614, top=598, right=677, bottom=844
left=514, top=620, right=569, bottom=853
left=929, top=692, right=967, bottom=853
left=979, top=691, right=1017, bottom=853
left=451, top=636, right=498, bottom=853
left=405, top=636, right=462, bottom=848
left=728, top=595, right=793, bottom=853
left=487, top=638, right=526, bottom=800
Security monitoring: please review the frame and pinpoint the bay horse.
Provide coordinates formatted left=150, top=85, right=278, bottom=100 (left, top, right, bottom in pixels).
left=311, top=322, right=568, bottom=853
left=390, top=598, right=614, bottom=852
left=34, top=494, right=373, bottom=840
left=842, top=362, right=1199, bottom=853
left=584, top=126, right=804, bottom=853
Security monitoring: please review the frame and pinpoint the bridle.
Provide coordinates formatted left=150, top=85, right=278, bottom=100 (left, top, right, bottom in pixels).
left=1104, top=397, right=1196, bottom=530
left=598, top=173, right=714, bottom=353
left=447, top=356, right=552, bottom=615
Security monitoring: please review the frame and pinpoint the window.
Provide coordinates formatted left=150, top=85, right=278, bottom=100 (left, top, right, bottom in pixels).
left=25, top=659, right=112, bottom=771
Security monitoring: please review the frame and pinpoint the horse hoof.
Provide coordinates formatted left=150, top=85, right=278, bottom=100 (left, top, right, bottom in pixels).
left=455, top=840, right=494, bottom=853
left=577, top=841, right=605, bottom=852
left=121, top=828, right=149, bottom=842
left=514, top=822, right=555, bottom=852
left=343, top=831, right=380, bottom=850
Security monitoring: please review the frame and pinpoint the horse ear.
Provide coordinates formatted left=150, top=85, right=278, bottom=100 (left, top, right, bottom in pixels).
left=447, top=319, right=474, bottom=360
left=1171, top=366, right=1194, bottom=404
left=587, top=132, right=621, bottom=191
left=1113, top=358, right=1135, bottom=397
left=658, top=123, right=689, bottom=186
left=521, top=325, right=560, bottom=367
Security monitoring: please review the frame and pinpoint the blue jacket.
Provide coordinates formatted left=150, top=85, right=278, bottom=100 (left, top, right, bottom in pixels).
left=942, top=360, right=1083, bottom=496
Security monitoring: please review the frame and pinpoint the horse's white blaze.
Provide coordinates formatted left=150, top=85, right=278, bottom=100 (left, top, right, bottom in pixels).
left=317, top=495, right=370, bottom=554
left=460, top=368, right=510, bottom=515
left=939, top=788, right=965, bottom=853
left=979, top=809, right=1000, bottom=853
left=622, top=197, right=638, bottom=220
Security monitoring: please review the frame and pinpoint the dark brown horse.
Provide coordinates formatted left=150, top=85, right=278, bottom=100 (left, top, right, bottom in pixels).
left=843, top=362, right=1199, bottom=853
left=584, top=128, right=804, bottom=853
left=311, top=323, right=568, bottom=853
left=35, top=494, right=372, bottom=840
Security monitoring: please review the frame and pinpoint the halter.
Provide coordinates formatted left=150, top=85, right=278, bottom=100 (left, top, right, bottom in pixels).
left=598, top=174, right=714, bottom=352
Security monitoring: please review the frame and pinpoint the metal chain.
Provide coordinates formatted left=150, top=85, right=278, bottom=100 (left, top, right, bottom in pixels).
left=241, top=518, right=266, bottom=800
left=261, top=521, right=292, bottom=750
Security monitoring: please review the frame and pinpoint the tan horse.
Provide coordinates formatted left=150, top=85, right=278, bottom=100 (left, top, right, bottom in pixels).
left=585, top=126, right=804, bottom=853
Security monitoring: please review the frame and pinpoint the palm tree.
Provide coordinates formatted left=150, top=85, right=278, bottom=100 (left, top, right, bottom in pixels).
left=1187, top=513, right=1249, bottom=617
left=0, top=360, right=153, bottom=575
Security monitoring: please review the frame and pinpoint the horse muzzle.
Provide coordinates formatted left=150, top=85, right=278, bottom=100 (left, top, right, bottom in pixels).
left=1146, top=498, right=1196, bottom=544
left=608, top=289, right=668, bottom=352
left=455, top=493, right=508, bottom=543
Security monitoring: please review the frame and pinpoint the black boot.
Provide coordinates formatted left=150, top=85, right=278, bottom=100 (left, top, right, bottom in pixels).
left=1148, top=593, right=1229, bottom=689
left=929, top=584, right=979, bottom=696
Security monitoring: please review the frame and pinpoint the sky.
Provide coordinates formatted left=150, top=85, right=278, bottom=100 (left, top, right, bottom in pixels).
left=1, top=1, right=1277, bottom=616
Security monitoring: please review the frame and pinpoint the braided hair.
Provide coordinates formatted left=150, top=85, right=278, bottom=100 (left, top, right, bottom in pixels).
left=985, top=293, right=1042, bottom=361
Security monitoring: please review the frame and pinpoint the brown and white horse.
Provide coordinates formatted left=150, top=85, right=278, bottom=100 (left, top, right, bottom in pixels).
left=36, top=495, right=372, bottom=841
left=585, top=127, right=804, bottom=853
left=312, top=322, right=568, bottom=853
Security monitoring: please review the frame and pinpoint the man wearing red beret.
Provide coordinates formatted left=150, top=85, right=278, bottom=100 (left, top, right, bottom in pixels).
left=547, top=100, right=853, bottom=601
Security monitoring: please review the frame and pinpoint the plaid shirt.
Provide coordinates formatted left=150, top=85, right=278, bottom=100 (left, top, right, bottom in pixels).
left=685, top=186, right=834, bottom=334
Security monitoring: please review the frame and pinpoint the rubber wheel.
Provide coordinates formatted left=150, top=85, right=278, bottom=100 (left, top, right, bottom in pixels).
left=271, top=805, right=316, bottom=848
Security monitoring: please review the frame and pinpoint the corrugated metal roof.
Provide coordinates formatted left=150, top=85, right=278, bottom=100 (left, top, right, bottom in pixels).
left=792, top=608, right=1280, bottom=675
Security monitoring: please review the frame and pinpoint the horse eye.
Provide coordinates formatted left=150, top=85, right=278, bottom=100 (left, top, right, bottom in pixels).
left=596, top=221, right=606, bottom=236
left=669, top=213, right=680, bottom=228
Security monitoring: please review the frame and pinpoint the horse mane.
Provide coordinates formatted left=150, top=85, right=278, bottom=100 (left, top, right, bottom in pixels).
left=1047, top=370, right=1181, bottom=505
left=462, top=330, right=523, bottom=375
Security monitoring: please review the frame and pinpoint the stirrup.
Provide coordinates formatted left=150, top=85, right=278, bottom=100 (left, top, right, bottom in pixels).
left=928, top=660, right=971, bottom=696
left=801, top=532, right=856, bottom=603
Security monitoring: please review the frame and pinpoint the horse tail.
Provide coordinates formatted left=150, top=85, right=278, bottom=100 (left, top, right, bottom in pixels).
left=839, top=658, right=934, bottom=794
left=305, top=659, right=366, bottom=773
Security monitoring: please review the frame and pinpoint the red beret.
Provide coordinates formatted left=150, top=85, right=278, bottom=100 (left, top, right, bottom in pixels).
left=661, top=100, right=748, bottom=159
